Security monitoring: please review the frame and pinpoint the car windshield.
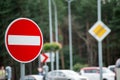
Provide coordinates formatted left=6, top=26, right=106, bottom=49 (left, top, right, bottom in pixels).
left=84, top=68, right=113, bottom=73
left=84, top=69, right=99, bottom=73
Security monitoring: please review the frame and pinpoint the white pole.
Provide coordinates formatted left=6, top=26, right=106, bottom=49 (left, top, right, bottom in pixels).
left=98, top=41, right=103, bottom=80
left=67, top=0, right=73, bottom=70
left=48, top=0, right=54, bottom=71
left=98, top=0, right=103, bottom=80
left=48, top=0, right=53, bottom=44
left=52, top=0, right=59, bottom=70
left=20, top=63, right=25, bottom=80
left=98, top=0, right=101, bottom=21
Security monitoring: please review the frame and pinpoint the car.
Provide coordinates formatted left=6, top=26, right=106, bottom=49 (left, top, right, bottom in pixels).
left=108, top=65, right=116, bottom=73
left=20, top=75, right=43, bottom=80
left=46, top=70, right=89, bottom=80
left=108, top=65, right=116, bottom=80
left=80, top=67, right=115, bottom=80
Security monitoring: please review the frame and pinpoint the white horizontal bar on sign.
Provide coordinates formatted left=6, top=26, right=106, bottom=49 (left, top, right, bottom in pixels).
left=8, top=35, right=40, bottom=46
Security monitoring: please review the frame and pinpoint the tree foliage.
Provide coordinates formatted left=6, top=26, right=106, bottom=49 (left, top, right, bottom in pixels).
left=43, top=42, right=62, bottom=52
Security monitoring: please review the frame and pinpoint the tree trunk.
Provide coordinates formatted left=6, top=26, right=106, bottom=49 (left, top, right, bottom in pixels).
left=59, top=27, right=65, bottom=69
left=60, top=51, right=65, bottom=69
left=86, top=21, right=93, bottom=66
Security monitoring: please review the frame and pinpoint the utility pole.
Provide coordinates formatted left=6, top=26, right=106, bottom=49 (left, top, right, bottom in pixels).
left=48, top=0, right=54, bottom=71
left=66, top=0, right=73, bottom=70
left=52, top=0, right=59, bottom=70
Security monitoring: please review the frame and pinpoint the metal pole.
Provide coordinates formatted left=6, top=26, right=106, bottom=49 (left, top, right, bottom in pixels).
left=98, top=0, right=101, bottom=21
left=97, top=0, right=102, bottom=80
left=38, top=55, right=41, bottom=67
left=67, top=0, right=73, bottom=70
left=48, top=0, right=54, bottom=71
left=20, top=63, right=25, bottom=80
left=52, top=0, right=59, bottom=70
left=56, top=51, right=59, bottom=70
left=98, top=42, right=103, bottom=80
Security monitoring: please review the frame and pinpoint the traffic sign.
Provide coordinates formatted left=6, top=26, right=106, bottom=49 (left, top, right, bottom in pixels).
left=40, top=52, right=55, bottom=63
left=89, top=21, right=111, bottom=42
left=41, top=53, right=48, bottom=63
left=5, top=18, right=43, bottom=63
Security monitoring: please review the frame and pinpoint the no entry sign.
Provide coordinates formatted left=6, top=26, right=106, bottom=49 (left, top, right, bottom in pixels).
left=5, top=18, right=43, bottom=63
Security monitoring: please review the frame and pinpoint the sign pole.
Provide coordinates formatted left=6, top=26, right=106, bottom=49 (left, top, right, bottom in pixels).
left=98, top=41, right=103, bottom=80
left=5, top=18, right=43, bottom=80
left=98, top=0, right=103, bottom=80
left=20, top=63, right=25, bottom=80
left=67, top=0, right=73, bottom=70
left=38, top=55, right=41, bottom=67
left=48, top=0, right=54, bottom=71
left=98, top=0, right=101, bottom=21
left=89, top=0, right=111, bottom=80
left=52, top=0, right=59, bottom=70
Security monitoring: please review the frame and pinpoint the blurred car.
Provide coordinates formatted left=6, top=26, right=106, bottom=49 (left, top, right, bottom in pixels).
left=20, top=75, right=43, bottom=80
left=46, top=70, right=89, bottom=80
left=108, top=65, right=115, bottom=73
left=108, top=65, right=116, bottom=80
left=80, top=67, right=115, bottom=80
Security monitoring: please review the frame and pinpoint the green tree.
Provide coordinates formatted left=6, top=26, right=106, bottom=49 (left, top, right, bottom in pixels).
left=71, top=0, right=98, bottom=66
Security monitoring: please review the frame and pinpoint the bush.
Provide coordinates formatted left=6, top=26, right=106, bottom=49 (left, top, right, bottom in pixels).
left=43, top=42, right=62, bottom=52
left=73, top=63, right=88, bottom=72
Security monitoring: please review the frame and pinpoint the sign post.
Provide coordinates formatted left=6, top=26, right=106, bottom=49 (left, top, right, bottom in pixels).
left=20, top=63, right=25, bottom=80
left=89, top=21, right=111, bottom=80
left=97, top=2, right=103, bottom=80
left=98, top=41, right=102, bottom=80
left=5, top=18, right=43, bottom=80
left=89, top=0, right=111, bottom=80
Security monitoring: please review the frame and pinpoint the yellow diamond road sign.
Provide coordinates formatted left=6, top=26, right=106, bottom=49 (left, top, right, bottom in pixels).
left=89, top=21, right=111, bottom=42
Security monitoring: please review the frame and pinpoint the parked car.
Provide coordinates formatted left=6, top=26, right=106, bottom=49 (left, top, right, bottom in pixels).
left=46, top=70, right=89, bottom=80
left=108, top=65, right=116, bottom=80
left=20, top=75, right=43, bottom=80
left=80, top=67, right=115, bottom=80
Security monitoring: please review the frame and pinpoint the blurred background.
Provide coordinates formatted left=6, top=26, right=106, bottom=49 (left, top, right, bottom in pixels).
left=0, top=0, right=120, bottom=79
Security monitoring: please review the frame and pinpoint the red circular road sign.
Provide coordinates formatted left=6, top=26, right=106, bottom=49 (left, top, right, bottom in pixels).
left=5, top=18, right=43, bottom=63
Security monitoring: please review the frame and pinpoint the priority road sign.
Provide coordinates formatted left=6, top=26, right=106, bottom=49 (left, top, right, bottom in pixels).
left=89, top=21, right=111, bottom=42
left=5, top=18, right=43, bottom=63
